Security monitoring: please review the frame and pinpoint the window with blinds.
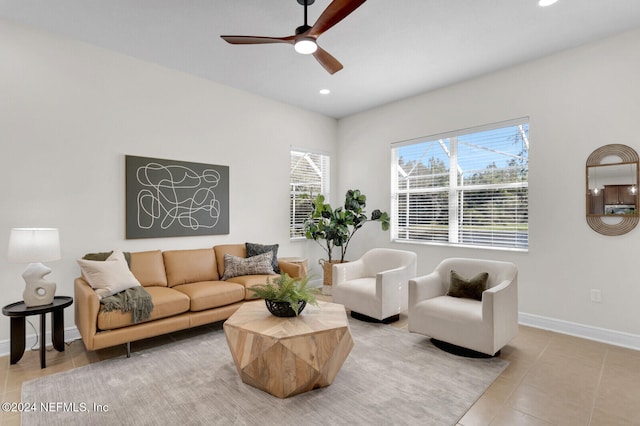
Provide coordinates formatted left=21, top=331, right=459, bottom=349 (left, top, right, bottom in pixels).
left=290, top=149, right=330, bottom=239
left=391, top=119, right=529, bottom=250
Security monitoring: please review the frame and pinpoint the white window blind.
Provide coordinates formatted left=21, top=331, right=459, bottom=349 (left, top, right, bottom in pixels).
left=290, top=149, right=330, bottom=239
left=391, top=119, right=529, bottom=250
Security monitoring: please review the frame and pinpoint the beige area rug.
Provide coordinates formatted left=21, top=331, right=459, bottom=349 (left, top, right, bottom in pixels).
left=22, top=318, right=507, bottom=426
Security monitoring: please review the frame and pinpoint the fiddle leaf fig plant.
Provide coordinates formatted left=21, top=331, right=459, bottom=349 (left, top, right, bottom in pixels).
left=304, top=189, right=390, bottom=262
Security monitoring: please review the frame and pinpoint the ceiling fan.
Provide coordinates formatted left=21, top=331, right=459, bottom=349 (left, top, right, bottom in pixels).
left=221, top=0, right=366, bottom=75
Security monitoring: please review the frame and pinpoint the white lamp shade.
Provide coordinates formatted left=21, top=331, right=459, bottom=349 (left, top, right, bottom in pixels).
left=8, top=228, right=61, bottom=263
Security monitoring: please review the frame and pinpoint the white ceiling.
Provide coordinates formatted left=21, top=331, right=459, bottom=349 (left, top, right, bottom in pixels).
left=1, top=0, right=640, bottom=118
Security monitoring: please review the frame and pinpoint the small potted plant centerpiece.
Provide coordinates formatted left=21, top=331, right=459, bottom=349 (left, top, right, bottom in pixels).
left=249, top=273, right=319, bottom=317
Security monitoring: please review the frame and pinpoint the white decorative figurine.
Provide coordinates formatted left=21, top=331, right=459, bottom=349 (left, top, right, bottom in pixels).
left=22, top=262, right=56, bottom=307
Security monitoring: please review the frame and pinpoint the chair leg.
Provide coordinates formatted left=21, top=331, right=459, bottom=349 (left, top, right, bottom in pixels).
left=350, top=311, right=400, bottom=324
left=381, top=314, right=400, bottom=324
left=431, top=339, right=496, bottom=358
left=125, top=342, right=131, bottom=358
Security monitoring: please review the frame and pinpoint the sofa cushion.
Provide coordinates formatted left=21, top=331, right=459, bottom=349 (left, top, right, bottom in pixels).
left=246, top=242, right=280, bottom=273
left=97, top=286, right=190, bottom=330
left=77, top=250, right=141, bottom=299
left=214, top=244, right=246, bottom=278
left=172, top=281, right=245, bottom=311
left=163, top=248, right=218, bottom=287
left=447, top=270, right=489, bottom=301
left=130, top=250, right=167, bottom=287
left=221, top=252, right=275, bottom=280
left=226, top=274, right=279, bottom=300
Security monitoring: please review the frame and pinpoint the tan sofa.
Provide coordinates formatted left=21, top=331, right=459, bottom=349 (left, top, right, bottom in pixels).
left=74, top=244, right=302, bottom=355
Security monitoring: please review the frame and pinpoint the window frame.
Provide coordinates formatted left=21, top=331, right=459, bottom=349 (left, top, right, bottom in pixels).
left=289, top=147, right=330, bottom=240
left=391, top=118, right=529, bottom=251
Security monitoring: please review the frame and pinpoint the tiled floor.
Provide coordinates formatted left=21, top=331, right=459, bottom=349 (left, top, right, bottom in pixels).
left=1, top=306, right=639, bottom=425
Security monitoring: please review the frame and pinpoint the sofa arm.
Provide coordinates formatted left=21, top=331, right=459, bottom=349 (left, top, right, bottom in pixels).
left=278, top=260, right=302, bottom=278
left=74, top=277, right=101, bottom=351
left=408, top=272, right=447, bottom=307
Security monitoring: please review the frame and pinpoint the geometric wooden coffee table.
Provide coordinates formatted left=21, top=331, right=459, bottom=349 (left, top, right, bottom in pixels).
left=223, top=300, right=354, bottom=398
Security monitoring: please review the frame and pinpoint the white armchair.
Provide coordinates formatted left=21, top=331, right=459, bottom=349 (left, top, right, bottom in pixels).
left=332, top=248, right=417, bottom=323
left=408, top=258, right=518, bottom=356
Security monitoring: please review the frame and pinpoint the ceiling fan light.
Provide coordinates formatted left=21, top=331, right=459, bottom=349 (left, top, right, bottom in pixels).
left=294, top=38, right=317, bottom=55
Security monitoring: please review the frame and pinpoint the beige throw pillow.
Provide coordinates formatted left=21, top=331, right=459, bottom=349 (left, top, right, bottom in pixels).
left=77, top=249, right=141, bottom=299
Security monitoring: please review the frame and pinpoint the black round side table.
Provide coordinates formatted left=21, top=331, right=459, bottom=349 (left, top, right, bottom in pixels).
left=2, top=296, right=73, bottom=369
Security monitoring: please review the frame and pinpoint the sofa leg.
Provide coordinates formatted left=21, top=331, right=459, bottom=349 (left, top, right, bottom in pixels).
left=125, top=342, right=131, bottom=358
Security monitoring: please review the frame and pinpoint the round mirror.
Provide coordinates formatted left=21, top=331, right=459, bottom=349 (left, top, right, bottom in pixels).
left=586, top=144, right=639, bottom=235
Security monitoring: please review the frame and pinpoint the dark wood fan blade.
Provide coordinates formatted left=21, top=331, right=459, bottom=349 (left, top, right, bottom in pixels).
left=313, top=46, right=343, bottom=74
left=308, top=0, right=366, bottom=38
left=221, top=35, right=295, bottom=45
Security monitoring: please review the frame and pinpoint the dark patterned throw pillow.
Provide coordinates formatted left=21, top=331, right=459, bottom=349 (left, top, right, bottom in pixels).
left=221, top=251, right=275, bottom=280
left=245, top=242, right=280, bottom=273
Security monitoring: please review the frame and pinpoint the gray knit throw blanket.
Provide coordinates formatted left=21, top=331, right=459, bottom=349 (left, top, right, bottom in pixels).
left=100, top=286, right=154, bottom=323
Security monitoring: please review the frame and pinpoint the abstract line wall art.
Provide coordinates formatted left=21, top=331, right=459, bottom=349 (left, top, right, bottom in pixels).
left=125, top=155, right=229, bottom=239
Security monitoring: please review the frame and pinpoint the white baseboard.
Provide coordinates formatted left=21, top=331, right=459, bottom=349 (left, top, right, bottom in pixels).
left=0, top=326, right=81, bottom=358
left=308, top=278, right=323, bottom=288
left=519, top=312, right=640, bottom=351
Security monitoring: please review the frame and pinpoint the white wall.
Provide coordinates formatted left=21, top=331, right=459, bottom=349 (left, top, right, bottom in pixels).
left=2, top=17, right=640, bottom=350
left=337, top=28, right=640, bottom=343
left=0, top=20, right=337, bottom=341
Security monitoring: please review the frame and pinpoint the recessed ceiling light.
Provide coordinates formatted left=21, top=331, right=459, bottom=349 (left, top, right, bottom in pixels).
left=319, top=89, right=331, bottom=95
left=538, top=0, right=558, bottom=6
